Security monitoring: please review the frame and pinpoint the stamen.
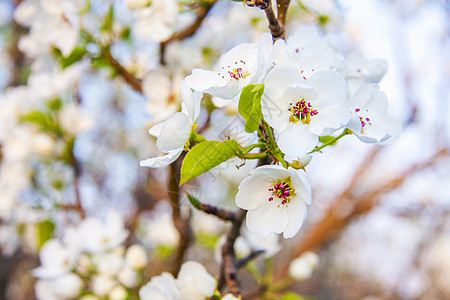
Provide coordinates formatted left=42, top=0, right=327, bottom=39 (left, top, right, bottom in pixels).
left=288, top=99, right=319, bottom=125
left=267, top=177, right=296, bottom=207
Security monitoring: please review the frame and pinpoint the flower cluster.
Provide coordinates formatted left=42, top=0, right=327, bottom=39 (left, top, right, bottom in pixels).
left=141, top=26, right=401, bottom=240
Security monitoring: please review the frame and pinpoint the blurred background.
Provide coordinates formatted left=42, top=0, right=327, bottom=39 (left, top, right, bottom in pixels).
left=0, top=0, right=449, bottom=299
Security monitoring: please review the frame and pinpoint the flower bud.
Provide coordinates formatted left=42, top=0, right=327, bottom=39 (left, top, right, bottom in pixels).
left=177, top=261, right=217, bottom=300
left=108, top=285, right=128, bottom=300
left=52, top=273, right=83, bottom=298
left=92, top=275, right=115, bottom=296
left=289, top=251, right=319, bottom=281
left=125, top=244, right=148, bottom=270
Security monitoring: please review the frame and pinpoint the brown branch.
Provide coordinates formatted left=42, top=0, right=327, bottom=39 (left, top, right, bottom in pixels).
left=160, top=1, right=217, bottom=65
left=167, top=156, right=193, bottom=275
left=218, top=209, right=246, bottom=296
left=247, top=0, right=286, bottom=40
left=290, top=147, right=449, bottom=260
left=237, top=250, right=265, bottom=269
left=105, top=50, right=143, bottom=93
left=276, top=0, right=290, bottom=28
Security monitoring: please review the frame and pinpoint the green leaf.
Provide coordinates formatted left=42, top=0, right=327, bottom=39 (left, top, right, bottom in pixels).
left=281, top=292, right=305, bottom=300
left=37, top=219, right=55, bottom=249
left=47, top=98, right=63, bottom=112
left=238, top=84, right=264, bottom=133
left=319, top=135, right=337, bottom=145
left=21, top=111, right=52, bottom=129
left=101, top=4, right=114, bottom=33
left=180, top=140, right=240, bottom=186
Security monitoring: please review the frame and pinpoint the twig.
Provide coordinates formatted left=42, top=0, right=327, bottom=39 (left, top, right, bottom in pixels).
left=237, top=250, right=265, bottom=269
left=218, top=209, right=246, bottom=296
left=105, top=50, right=143, bottom=93
left=247, top=0, right=287, bottom=40
left=160, top=1, right=217, bottom=65
left=187, top=193, right=237, bottom=222
left=167, top=156, right=193, bottom=275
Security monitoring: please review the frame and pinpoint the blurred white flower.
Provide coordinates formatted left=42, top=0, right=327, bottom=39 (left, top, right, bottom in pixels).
left=51, top=273, right=83, bottom=299
left=108, top=285, right=129, bottom=300
left=222, top=294, right=240, bottom=300
left=177, top=261, right=217, bottom=300
left=33, top=239, right=76, bottom=279
left=118, top=265, right=139, bottom=288
left=92, top=275, right=116, bottom=297
left=236, top=165, right=311, bottom=239
left=60, top=104, right=94, bottom=135
left=75, top=211, right=128, bottom=253
left=125, top=244, right=148, bottom=270
left=94, top=252, right=124, bottom=277
left=139, top=272, right=181, bottom=300
left=125, top=0, right=150, bottom=10
left=289, top=251, right=319, bottom=281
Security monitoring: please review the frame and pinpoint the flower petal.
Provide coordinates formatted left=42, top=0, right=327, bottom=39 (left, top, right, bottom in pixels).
left=278, top=124, right=318, bottom=159
left=156, top=113, right=191, bottom=152
left=283, top=199, right=307, bottom=239
left=246, top=202, right=289, bottom=239
left=236, top=174, right=273, bottom=210
left=139, top=149, right=183, bottom=168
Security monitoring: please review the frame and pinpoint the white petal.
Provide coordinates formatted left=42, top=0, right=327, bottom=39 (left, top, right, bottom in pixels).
left=180, top=81, right=202, bottom=123
left=139, top=149, right=183, bottom=168
left=352, top=84, right=387, bottom=115
left=283, top=199, right=307, bottom=239
left=289, top=168, right=312, bottom=205
left=236, top=174, right=273, bottom=210
left=376, top=116, right=402, bottom=145
left=309, top=104, right=350, bottom=136
left=185, top=69, right=228, bottom=92
left=156, top=113, right=191, bottom=152
left=250, top=164, right=291, bottom=179
left=278, top=124, right=318, bottom=159
left=308, top=71, right=347, bottom=106
left=148, top=122, right=164, bottom=137
left=246, top=202, right=289, bottom=239
left=261, top=86, right=290, bottom=133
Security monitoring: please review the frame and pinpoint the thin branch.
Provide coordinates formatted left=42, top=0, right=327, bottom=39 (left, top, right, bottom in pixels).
left=218, top=209, right=247, bottom=296
left=105, top=50, right=143, bottom=93
left=237, top=250, right=265, bottom=269
left=187, top=193, right=237, bottom=221
left=160, top=1, right=217, bottom=65
left=167, top=156, right=193, bottom=275
left=276, top=0, right=291, bottom=28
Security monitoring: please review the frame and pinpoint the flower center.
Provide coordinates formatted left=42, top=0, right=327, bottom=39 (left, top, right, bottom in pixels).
left=355, top=108, right=372, bottom=134
left=288, top=99, right=319, bottom=125
left=268, top=177, right=296, bottom=206
left=218, top=60, right=250, bottom=81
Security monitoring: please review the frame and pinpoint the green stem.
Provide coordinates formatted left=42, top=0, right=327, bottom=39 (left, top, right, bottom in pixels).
left=309, top=128, right=350, bottom=154
left=243, top=152, right=269, bottom=159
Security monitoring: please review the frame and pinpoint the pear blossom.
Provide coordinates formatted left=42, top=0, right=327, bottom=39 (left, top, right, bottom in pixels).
left=289, top=251, right=319, bottom=281
left=74, top=211, right=129, bottom=253
left=140, top=81, right=202, bottom=168
left=125, top=244, right=148, bottom=270
left=33, top=239, right=77, bottom=279
left=236, top=165, right=311, bottom=239
left=185, top=33, right=273, bottom=100
left=346, top=84, right=402, bottom=144
left=262, top=67, right=350, bottom=160
left=177, top=261, right=217, bottom=300
left=139, top=272, right=181, bottom=300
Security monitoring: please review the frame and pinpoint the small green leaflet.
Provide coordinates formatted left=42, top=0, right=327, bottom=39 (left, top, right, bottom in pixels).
left=37, top=219, right=55, bottom=249
left=238, top=84, right=264, bottom=133
left=179, top=140, right=240, bottom=186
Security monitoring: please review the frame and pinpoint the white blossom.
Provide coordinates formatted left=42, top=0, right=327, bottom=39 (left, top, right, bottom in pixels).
left=177, top=261, right=217, bottom=300
left=236, top=165, right=311, bottom=239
